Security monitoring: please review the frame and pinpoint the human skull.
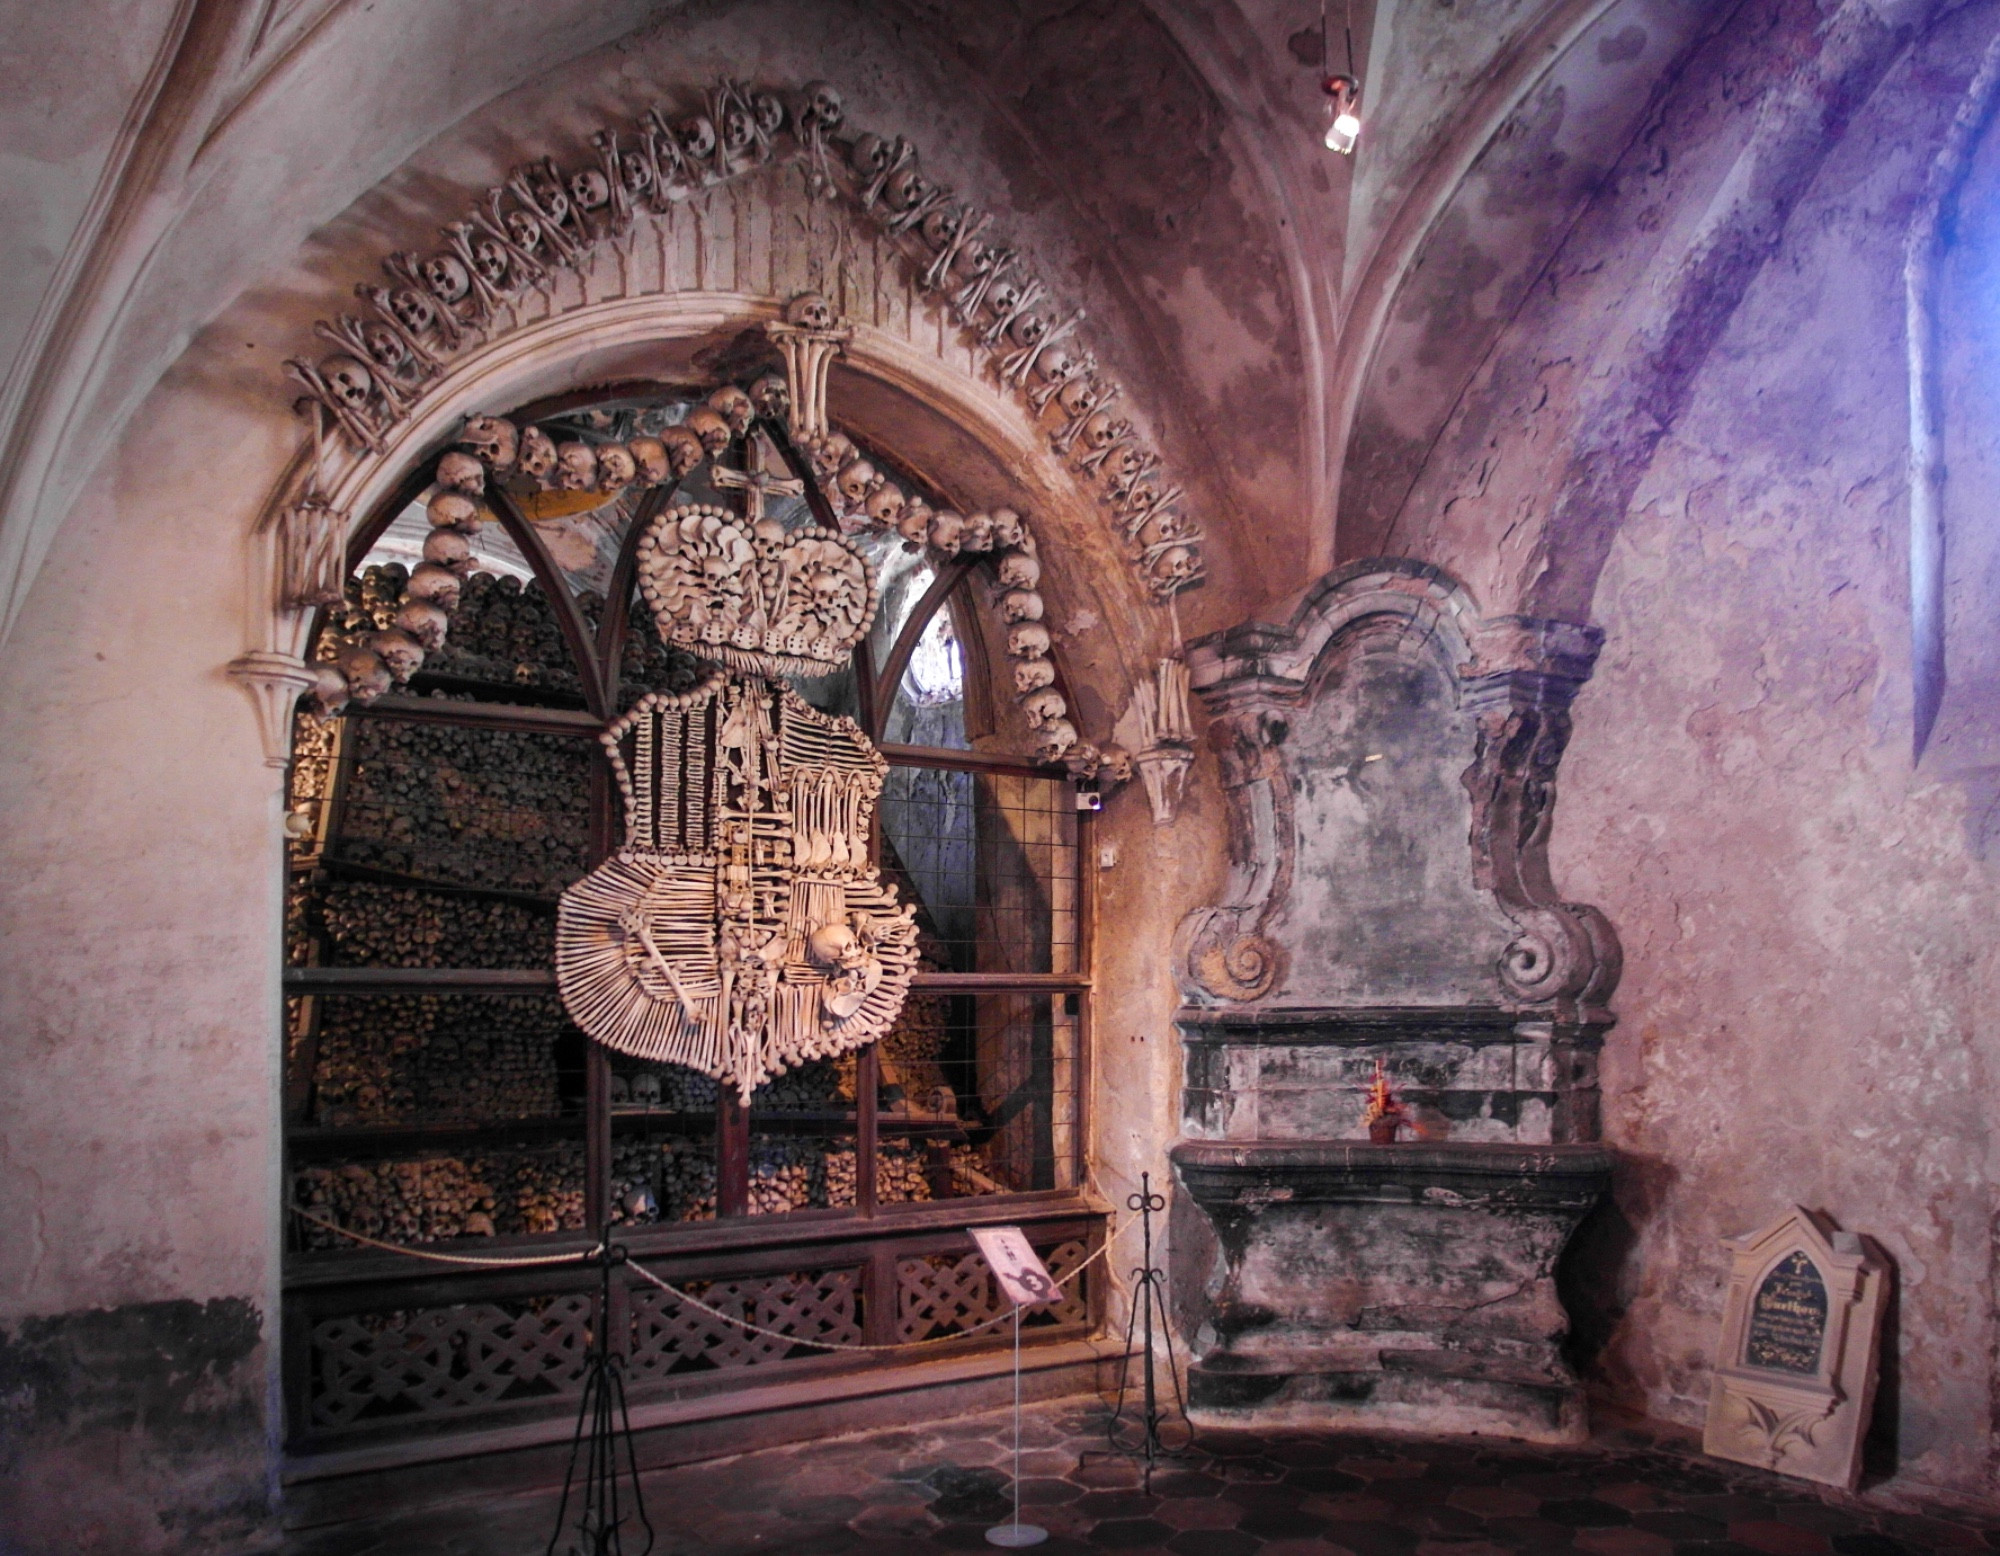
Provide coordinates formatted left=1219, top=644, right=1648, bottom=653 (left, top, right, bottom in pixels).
left=750, top=516, right=788, bottom=560
left=986, top=279, right=1024, bottom=320
left=471, top=239, right=510, bottom=287
left=1150, top=544, right=1200, bottom=589
left=321, top=355, right=374, bottom=408
left=1020, top=687, right=1067, bottom=729
left=1007, top=621, right=1052, bottom=659
left=368, top=627, right=426, bottom=683
left=884, top=165, right=930, bottom=212
left=335, top=641, right=392, bottom=703
left=460, top=415, right=518, bottom=470
left=608, top=1072, right=630, bottom=1104
left=864, top=483, right=907, bottom=531
left=798, top=81, right=844, bottom=133
left=989, top=508, right=1027, bottom=550
left=807, top=919, right=859, bottom=968
left=751, top=91, right=786, bottom=137
left=426, top=490, right=481, bottom=531
left=683, top=406, right=732, bottom=455
left=310, top=661, right=350, bottom=715
left=748, top=374, right=789, bottom=419
left=928, top=509, right=965, bottom=554
left=850, top=132, right=894, bottom=176
left=676, top=115, right=716, bottom=162
left=554, top=441, right=599, bottom=492
left=1080, top=410, right=1120, bottom=451
left=661, top=425, right=705, bottom=475
left=395, top=598, right=452, bottom=651
left=835, top=458, right=879, bottom=509
left=436, top=451, right=485, bottom=496
left=707, top=385, right=755, bottom=438
left=569, top=166, right=611, bottom=210
left=420, top=252, right=471, bottom=302
left=811, top=432, right=856, bottom=482
left=898, top=496, right=934, bottom=549
left=504, top=209, right=543, bottom=253
left=406, top=561, right=463, bottom=612
left=1064, top=742, right=1103, bottom=782
left=422, top=527, right=474, bottom=574
left=1007, top=312, right=1049, bottom=349
left=997, top=551, right=1041, bottom=590
left=1036, top=345, right=1078, bottom=385
left=518, top=425, right=558, bottom=480
left=1033, top=718, right=1079, bottom=765
left=1013, top=657, right=1056, bottom=694
left=958, top=512, right=995, bottom=553
left=389, top=288, right=437, bottom=335
left=999, top=589, right=1044, bottom=625
left=628, top=436, right=669, bottom=484
left=618, top=150, right=653, bottom=197
left=785, top=292, right=836, bottom=331
left=1057, top=376, right=1101, bottom=418
left=361, top=323, right=408, bottom=371
left=954, top=240, right=998, bottom=280
left=632, top=1072, right=662, bottom=1107
left=1098, top=743, right=1135, bottom=785
left=596, top=443, right=637, bottom=489
left=529, top=173, right=570, bottom=223
left=720, top=105, right=756, bottom=159
left=920, top=205, right=962, bottom=250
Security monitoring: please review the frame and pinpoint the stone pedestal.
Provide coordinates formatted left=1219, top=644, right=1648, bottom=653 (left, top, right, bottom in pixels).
left=1173, top=1138, right=1611, bottom=1442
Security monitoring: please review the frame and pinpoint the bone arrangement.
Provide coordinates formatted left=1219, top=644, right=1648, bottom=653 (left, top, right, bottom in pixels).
left=285, top=385, right=1061, bottom=1245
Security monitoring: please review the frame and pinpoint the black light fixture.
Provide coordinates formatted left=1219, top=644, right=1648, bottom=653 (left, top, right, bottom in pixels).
left=1320, top=0, right=1362, bottom=155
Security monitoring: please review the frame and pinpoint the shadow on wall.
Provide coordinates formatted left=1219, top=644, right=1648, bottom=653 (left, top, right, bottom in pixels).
left=1557, top=1150, right=1676, bottom=1395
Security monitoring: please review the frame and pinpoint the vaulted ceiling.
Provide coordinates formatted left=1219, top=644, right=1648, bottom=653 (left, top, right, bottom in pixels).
left=0, top=0, right=1946, bottom=640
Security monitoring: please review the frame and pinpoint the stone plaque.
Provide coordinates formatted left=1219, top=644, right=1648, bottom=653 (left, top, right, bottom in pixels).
left=1743, top=1251, right=1827, bottom=1375
left=1704, top=1207, right=1888, bottom=1490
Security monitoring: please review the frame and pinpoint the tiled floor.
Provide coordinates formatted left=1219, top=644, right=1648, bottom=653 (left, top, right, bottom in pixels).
left=289, top=1399, right=2000, bottom=1555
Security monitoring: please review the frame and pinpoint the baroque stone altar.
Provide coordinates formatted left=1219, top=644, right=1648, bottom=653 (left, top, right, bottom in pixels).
left=1169, top=561, right=1620, bottom=1442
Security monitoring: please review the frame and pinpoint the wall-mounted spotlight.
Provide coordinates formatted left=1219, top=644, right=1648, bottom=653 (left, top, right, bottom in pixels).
left=1322, top=74, right=1361, bottom=155
left=1318, top=0, right=1361, bottom=156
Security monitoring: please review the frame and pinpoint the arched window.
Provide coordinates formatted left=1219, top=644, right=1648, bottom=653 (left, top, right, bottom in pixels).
left=280, top=382, right=1100, bottom=1455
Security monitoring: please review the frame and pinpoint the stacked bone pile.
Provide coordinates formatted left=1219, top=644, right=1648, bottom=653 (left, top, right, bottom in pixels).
left=310, top=992, right=564, bottom=1125
left=420, top=570, right=581, bottom=695
left=334, top=713, right=590, bottom=896
left=294, top=1143, right=586, bottom=1248
left=290, top=78, right=1204, bottom=603
left=610, top=1136, right=716, bottom=1224
left=317, top=880, right=555, bottom=969
left=608, top=1064, right=719, bottom=1113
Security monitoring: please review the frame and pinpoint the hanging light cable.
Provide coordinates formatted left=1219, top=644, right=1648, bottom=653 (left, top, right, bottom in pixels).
left=1320, top=0, right=1361, bottom=155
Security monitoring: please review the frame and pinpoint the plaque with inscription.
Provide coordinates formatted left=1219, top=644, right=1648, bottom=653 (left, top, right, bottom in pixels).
left=1743, top=1250, right=1827, bottom=1375
left=1704, top=1207, right=1888, bottom=1491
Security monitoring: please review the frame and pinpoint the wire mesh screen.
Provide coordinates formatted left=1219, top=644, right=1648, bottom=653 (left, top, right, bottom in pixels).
left=879, top=768, right=1078, bottom=976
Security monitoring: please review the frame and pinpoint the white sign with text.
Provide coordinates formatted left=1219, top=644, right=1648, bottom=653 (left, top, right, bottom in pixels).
left=969, top=1227, right=1059, bottom=1308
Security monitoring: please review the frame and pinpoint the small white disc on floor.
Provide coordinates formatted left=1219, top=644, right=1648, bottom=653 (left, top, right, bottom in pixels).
left=985, top=1523, right=1048, bottom=1547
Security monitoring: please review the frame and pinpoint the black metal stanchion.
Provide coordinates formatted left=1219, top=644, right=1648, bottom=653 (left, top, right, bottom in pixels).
left=547, top=1235, right=654, bottom=1556
left=1105, top=1172, right=1193, bottom=1487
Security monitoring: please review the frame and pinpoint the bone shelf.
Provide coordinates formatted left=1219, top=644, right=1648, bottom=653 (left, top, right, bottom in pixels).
left=288, top=857, right=561, bottom=907
left=287, top=1110, right=969, bottom=1161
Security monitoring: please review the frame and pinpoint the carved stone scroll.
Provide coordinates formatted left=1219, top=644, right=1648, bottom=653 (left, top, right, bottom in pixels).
left=1175, top=560, right=1620, bottom=1020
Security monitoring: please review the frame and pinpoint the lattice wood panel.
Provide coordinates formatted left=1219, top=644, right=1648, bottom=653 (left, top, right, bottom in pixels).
left=896, top=1238, right=1088, bottom=1342
left=307, top=1293, right=593, bottom=1428
left=628, top=1267, right=862, bottom=1377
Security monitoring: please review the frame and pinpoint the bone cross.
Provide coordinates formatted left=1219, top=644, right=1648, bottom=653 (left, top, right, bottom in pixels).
left=710, top=431, right=804, bottom=520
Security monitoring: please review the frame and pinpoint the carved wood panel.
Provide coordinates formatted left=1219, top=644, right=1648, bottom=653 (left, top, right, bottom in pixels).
left=628, top=1267, right=863, bottom=1376
left=896, top=1237, right=1087, bottom=1341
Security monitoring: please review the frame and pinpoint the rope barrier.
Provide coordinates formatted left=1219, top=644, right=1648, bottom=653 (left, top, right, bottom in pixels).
left=288, top=1202, right=1126, bottom=1354
left=290, top=1203, right=605, bottom=1267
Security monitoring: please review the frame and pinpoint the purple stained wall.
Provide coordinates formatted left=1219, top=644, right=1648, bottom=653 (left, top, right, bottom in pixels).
left=1548, top=14, right=2000, bottom=1501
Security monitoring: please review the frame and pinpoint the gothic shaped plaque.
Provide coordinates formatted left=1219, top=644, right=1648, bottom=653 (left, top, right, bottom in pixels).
left=556, top=674, right=918, bottom=1101
left=1703, top=1206, right=1888, bottom=1490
